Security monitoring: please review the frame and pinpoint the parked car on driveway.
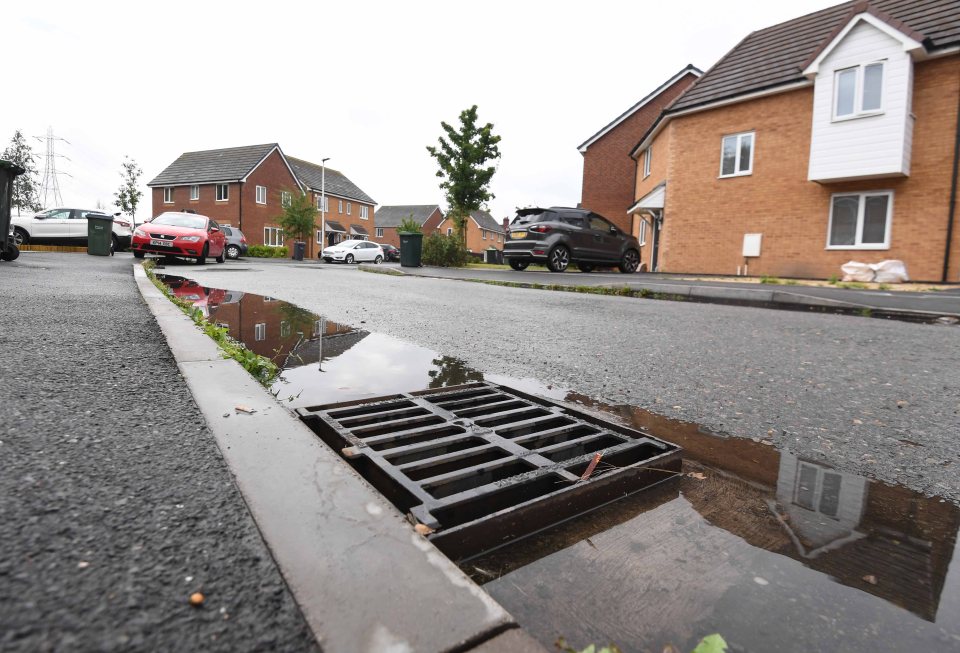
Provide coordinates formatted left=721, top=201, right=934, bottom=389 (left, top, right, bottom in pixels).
left=503, top=207, right=640, bottom=273
left=131, top=211, right=227, bottom=265
left=320, top=240, right=384, bottom=264
left=378, top=243, right=400, bottom=262
left=11, top=207, right=133, bottom=251
left=221, top=226, right=248, bottom=259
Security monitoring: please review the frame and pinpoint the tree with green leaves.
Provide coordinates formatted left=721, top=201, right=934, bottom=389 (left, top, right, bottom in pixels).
left=426, top=105, right=501, bottom=244
left=2, top=130, right=42, bottom=215
left=275, top=189, right=317, bottom=243
left=114, top=156, right=143, bottom=225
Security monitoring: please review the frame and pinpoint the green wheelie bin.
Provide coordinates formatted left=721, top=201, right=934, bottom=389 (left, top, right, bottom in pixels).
left=87, top=214, right=114, bottom=256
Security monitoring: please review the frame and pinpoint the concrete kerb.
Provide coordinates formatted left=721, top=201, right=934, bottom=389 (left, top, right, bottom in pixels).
left=132, top=264, right=524, bottom=653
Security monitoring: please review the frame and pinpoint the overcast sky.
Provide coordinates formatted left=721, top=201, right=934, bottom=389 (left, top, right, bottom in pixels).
left=5, top=0, right=839, bottom=221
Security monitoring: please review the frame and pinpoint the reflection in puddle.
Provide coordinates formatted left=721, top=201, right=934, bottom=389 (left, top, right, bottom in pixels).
left=159, top=275, right=960, bottom=652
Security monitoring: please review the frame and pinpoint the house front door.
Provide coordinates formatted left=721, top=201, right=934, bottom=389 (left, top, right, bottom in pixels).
left=650, top=211, right=663, bottom=272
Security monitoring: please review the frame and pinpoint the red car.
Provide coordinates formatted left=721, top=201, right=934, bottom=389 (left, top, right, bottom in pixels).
left=132, top=212, right=227, bottom=264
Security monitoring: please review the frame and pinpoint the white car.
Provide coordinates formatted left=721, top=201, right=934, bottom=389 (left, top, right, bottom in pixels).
left=320, top=239, right=384, bottom=264
left=11, top=207, right=134, bottom=251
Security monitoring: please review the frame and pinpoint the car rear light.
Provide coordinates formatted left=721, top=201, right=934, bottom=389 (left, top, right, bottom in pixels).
left=529, top=224, right=552, bottom=234
left=241, top=236, right=247, bottom=243
left=532, top=249, right=546, bottom=255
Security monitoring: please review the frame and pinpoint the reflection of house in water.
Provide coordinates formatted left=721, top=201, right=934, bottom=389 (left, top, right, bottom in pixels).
left=603, top=401, right=960, bottom=622
left=203, top=292, right=360, bottom=367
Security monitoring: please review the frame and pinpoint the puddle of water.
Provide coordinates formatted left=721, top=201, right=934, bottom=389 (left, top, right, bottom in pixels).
left=158, top=275, right=960, bottom=653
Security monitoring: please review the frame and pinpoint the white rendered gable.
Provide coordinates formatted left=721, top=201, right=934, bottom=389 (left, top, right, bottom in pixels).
left=807, top=17, right=916, bottom=182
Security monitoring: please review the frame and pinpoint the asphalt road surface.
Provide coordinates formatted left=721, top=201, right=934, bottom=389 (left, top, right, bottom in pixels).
left=183, top=259, right=960, bottom=502
left=0, top=254, right=317, bottom=652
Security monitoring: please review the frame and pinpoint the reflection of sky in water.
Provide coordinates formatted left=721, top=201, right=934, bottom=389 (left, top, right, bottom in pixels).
left=274, top=332, right=452, bottom=408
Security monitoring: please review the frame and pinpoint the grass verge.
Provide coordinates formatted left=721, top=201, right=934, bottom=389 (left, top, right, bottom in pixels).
left=143, top=260, right=280, bottom=384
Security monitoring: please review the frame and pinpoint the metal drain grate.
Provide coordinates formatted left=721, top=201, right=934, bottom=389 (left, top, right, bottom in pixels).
left=296, top=382, right=682, bottom=559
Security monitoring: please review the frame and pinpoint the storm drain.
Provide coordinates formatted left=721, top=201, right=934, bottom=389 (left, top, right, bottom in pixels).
left=296, top=382, right=682, bottom=559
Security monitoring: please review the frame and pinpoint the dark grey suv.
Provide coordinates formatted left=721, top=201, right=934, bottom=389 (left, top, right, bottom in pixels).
left=503, top=207, right=641, bottom=273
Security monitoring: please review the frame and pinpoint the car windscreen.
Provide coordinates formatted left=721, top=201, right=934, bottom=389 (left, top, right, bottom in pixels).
left=151, top=214, right=207, bottom=229
left=512, top=210, right=556, bottom=225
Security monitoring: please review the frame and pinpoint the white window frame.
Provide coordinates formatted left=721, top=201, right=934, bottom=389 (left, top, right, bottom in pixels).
left=359, top=205, right=369, bottom=220
left=256, top=185, right=267, bottom=204
left=482, top=230, right=487, bottom=240
left=216, top=184, right=229, bottom=201
left=719, top=132, right=754, bottom=178
left=281, top=191, right=292, bottom=208
left=346, top=202, right=352, bottom=216
left=826, top=190, right=893, bottom=250
left=254, top=322, right=266, bottom=341
left=338, top=199, right=343, bottom=214
left=832, top=62, right=885, bottom=121
left=643, top=146, right=652, bottom=178
left=264, top=226, right=285, bottom=247
left=190, top=185, right=199, bottom=201
left=280, top=321, right=291, bottom=338
left=316, top=229, right=324, bottom=244
left=638, top=219, right=647, bottom=246
left=163, top=187, right=174, bottom=203
left=446, top=227, right=453, bottom=236
left=375, top=227, right=383, bottom=238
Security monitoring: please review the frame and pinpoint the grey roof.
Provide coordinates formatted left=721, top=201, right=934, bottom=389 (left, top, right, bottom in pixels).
left=325, top=221, right=346, bottom=232
left=288, top=157, right=376, bottom=205
left=671, top=0, right=960, bottom=112
left=148, top=144, right=279, bottom=186
left=374, top=205, right=442, bottom=228
left=470, top=210, right=504, bottom=234
left=350, top=224, right=368, bottom=235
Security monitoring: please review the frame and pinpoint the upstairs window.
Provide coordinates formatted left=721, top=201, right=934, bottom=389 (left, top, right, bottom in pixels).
left=643, top=146, right=652, bottom=178
left=254, top=323, right=266, bottom=341
left=359, top=206, right=369, bottom=219
left=316, top=195, right=328, bottom=212
left=281, top=191, right=292, bottom=208
left=338, top=199, right=343, bottom=214
left=163, top=187, right=174, bottom=203
left=827, top=191, right=892, bottom=249
left=347, top=202, right=352, bottom=216
left=834, top=63, right=884, bottom=119
left=256, top=185, right=267, bottom=204
left=190, top=185, right=199, bottom=200
left=216, top=184, right=229, bottom=201
left=720, top=132, right=754, bottom=177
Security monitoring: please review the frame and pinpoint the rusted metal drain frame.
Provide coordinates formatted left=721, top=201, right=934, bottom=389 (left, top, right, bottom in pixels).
left=296, top=382, right=682, bottom=560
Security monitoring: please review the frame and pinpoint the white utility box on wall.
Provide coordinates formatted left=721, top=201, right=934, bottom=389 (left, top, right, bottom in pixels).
left=742, top=233, right=762, bottom=258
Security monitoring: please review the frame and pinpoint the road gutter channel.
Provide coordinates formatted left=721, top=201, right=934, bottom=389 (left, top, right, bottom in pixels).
left=359, top=266, right=960, bottom=324
left=133, top=264, right=543, bottom=653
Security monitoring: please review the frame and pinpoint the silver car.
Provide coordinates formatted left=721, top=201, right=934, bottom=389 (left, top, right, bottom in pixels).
left=221, top=226, right=248, bottom=259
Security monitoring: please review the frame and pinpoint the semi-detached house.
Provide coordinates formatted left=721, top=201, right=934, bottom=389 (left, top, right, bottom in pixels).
left=628, top=0, right=960, bottom=281
left=147, top=144, right=375, bottom=259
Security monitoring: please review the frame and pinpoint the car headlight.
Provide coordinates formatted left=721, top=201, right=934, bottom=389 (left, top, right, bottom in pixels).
left=179, top=235, right=201, bottom=242
left=134, top=228, right=147, bottom=237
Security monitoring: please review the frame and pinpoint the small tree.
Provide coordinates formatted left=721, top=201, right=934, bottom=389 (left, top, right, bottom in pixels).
left=426, top=105, right=501, bottom=245
left=2, top=129, right=42, bottom=215
left=397, top=216, right=422, bottom=234
left=276, top=190, right=317, bottom=243
left=114, top=156, right=143, bottom=225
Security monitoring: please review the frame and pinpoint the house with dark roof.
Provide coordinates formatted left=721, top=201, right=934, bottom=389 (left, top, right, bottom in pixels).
left=435, top=210, right=506, bottom=253
left=148, top=144, right=375, bottom=257
left=373, top=205, right=445, bottom=248
left=578, top=65, right=702, bottom=233
left=627, top=0, right=960, bottom=281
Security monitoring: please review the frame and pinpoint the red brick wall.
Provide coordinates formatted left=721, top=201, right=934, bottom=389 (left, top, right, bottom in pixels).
left=241, top=150, right=302, bottom=251
left=151, top=182, right=241, bottom=225
left=580, top=72, right=699, bottom=232
left=657, top=56, right=959, bottom=281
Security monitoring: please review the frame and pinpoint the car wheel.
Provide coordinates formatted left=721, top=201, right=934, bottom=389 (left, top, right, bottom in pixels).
left=216, top=248, right=225, bottom=263
left=133, top=251, right=145, bottom=259
left=577, top=263, right=594, bottom=273
left=1, top=245, right=20, bottom=261
left=226, top=244, right=240, bottom=260
left=618, top=249, right=640, bottom=274
left=345, top=254, right=355, bottom=264
left=12, top=228, right=28, bottom=246
left=197, top=243, right=208, bottom=265
left=374, top=255, right=383, bottom=264
left=546, top=245, right=570, bottom=273
left=508, top=260, right=529, bottom=271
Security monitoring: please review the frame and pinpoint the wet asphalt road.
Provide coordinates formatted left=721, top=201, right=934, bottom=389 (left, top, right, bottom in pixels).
left=0, top=254, right=317, bottom=651
left=182, top=258, right=960, bottom=502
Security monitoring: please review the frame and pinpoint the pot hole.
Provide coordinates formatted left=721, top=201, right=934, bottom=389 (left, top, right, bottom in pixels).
left=159, top=274, right=960, bottom=653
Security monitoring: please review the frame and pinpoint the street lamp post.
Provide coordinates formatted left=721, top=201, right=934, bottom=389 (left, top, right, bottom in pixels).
left=321, top=157, right=330, bottom=249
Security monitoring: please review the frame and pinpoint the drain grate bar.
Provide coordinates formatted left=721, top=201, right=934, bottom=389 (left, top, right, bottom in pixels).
left=297, top=382, right=682, bottom=560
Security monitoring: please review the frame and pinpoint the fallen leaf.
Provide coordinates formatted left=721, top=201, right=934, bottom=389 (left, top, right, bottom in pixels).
left=414, top=523, right=434, bottom=536
left=692, top=634, right=728, bottom=653
left=862, top=574, right=878, bottom=585
left=189, top=592, right=205, bottom=607
left=853, top=418, right=863, bottom=425
left=580, top=452, right=604, bottom=481
left=77, top=561, right=90, bottom=569
left=687, top=472, right=707, bottom=480
left=235, top=405, right=256, bottom=414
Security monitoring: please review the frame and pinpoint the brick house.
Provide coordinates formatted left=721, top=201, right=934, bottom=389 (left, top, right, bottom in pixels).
left=435, top=210, right=506, bottom=253
left=578, top=65, right=702, bottom=232
left=373, top=205, right=444, bottom=247
left=147, top=144, right=374, bottom=258
left=628, top=0, right=960, bottom=281
left=287, top=157, right=376, bottom=255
